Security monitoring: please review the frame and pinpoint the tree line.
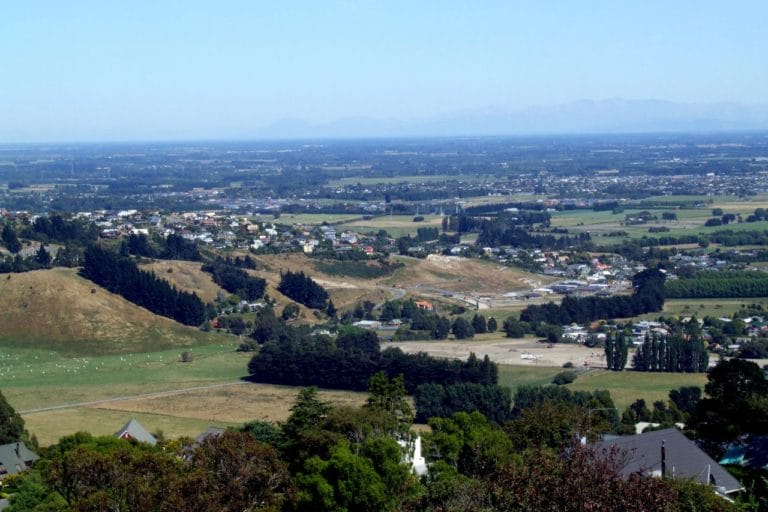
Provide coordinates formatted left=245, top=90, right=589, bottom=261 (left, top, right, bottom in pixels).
left=277, top=270, right=330, bottom=310
left=665, top=270, right=768, bottom=299
left=120, top=233, right=202, bottom=261
left=202, top=258, right=266, bottom=301
left=81, top=245, right=206, bottom=326
left=632, top=328, right=710, bottom=373
left=520, top=268, right=666, bottom=325
left=247, top=326, right=498, bottom=393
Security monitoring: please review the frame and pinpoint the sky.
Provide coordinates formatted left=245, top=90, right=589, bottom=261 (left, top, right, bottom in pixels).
left=1, top=1, right=767, bottom=142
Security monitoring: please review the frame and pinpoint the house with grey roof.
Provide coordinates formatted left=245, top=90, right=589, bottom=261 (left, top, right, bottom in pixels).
left=597, top=427, right=742, bottom=496
left=0, top=442, right=38, bottom=479
left=115, top=418, right=157, bottom=446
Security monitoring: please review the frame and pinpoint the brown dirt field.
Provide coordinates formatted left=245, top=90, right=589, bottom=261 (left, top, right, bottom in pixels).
left=388, top=338, right=604, bottom=368
left=141, top=260, right=224, bottom=303
left=0, top=268, right=219, bottom=354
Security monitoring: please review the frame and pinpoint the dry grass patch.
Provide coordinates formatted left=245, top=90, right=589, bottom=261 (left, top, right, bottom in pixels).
left=0, top=268, right=221, bottom=355
left=23, top=408, right=240, bottom=446
left=92, top=383, right=368, bottom=424
left=389, top=337, right=600, bottom=368
left=386, top=256, right=555, bottom=295
left=141, top=260, right=224, bottom=303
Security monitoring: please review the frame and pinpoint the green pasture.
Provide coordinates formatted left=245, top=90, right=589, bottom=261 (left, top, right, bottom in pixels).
left=656, top=298, right=767, bottom=319
left=0, top=342, right=248, bottom=411
left=567, top=369, right=707, bottom=411
left=276, top=213, right=363, bottom=225
left=498, top=364, right=706, bottom=412
left=344, top=214, right=444, bottom=237
left=497, top=365, right=563, bottom=391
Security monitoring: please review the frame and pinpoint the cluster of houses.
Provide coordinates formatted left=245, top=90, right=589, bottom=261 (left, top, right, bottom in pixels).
left=86, top=208, right=389, bottom=256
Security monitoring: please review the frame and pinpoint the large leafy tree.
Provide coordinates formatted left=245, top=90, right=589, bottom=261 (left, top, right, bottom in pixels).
left=692, top=359, right=768, bottom=446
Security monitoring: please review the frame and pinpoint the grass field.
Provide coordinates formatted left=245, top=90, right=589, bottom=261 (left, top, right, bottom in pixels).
left=629, top=298, right=768, bottom=320
left=549, top=197, right=768, bottom=246
left=495, top=365, right=705, bottom=412
left=0, top=337, right=371, bottom=446
left=567, top=370, right=707, bottom=411
left=343, top=215, right=444, bottom=238
left=0, top=343, right=248, bottom=411
left=275, top=213, right=364, bottom=225
left=497, top=365, right=563, bottom=390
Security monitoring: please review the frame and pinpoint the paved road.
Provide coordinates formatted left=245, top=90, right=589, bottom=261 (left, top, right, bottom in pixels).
left=20, top=380, right=247, bottom=414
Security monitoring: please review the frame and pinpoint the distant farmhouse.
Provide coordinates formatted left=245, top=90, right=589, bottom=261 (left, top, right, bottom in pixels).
left=115, top=418, right=157, bottom=446
left=0, top=442, right=38, bottom=479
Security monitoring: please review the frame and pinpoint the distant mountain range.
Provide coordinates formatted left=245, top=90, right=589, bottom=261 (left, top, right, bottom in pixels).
left=256, top=99, right=768, bottom=139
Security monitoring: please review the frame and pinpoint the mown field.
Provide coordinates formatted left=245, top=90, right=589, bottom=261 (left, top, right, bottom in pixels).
left=567, top=369, right=707, bottom=411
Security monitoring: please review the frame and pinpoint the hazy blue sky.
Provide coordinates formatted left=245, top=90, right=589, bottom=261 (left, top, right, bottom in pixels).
left=2, top=1, right=766, bottom=141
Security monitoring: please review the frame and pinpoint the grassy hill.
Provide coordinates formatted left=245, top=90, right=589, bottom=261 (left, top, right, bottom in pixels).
left=0, top=268, right=227, bottom=356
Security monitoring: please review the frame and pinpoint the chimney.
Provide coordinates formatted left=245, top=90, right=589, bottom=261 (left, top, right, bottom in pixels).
left=15, top=442, right=20, bottom=457
left=661, top=440, right=666, bottom=479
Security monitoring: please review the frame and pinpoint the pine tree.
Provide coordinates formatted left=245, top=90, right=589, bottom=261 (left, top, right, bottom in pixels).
left=604, top=332, right=615, bottom=370
left=471, top=314, right=487, bottom=334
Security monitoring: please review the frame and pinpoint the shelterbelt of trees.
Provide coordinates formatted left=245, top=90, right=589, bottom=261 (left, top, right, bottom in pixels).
left=81, top=245, right=207, bottom=326
left=665, top=270, right=768, bottom=299
left=247, top=327, right=498, bottom=393
left=521, top=268, right=666, bottom=325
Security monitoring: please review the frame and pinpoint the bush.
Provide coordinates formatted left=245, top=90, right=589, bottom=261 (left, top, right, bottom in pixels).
left=552, top=371, right=577, bottom=385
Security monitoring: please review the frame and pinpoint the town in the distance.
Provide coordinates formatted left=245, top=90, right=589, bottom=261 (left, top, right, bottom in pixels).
left=1, top=133, right=767, bottom=510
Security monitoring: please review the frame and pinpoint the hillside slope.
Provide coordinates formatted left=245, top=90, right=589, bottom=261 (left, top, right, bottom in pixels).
left=0, top=268, right=224, bottom=355
left=140, top=260, right=224, bottom=303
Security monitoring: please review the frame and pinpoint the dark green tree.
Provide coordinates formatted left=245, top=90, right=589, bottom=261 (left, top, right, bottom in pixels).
left=452, top=317, right=475, bottom=339
left=35, top=244, right=51, bottom=266
left=0, top=390, right=25, bottom=445
left=471, top=314, right=487, bottom=334
left=2, top=224, right=22, bottom=254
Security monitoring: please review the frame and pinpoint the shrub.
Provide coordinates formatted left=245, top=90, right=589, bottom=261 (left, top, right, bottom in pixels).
left=552, top=371, right=577, bottom=385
